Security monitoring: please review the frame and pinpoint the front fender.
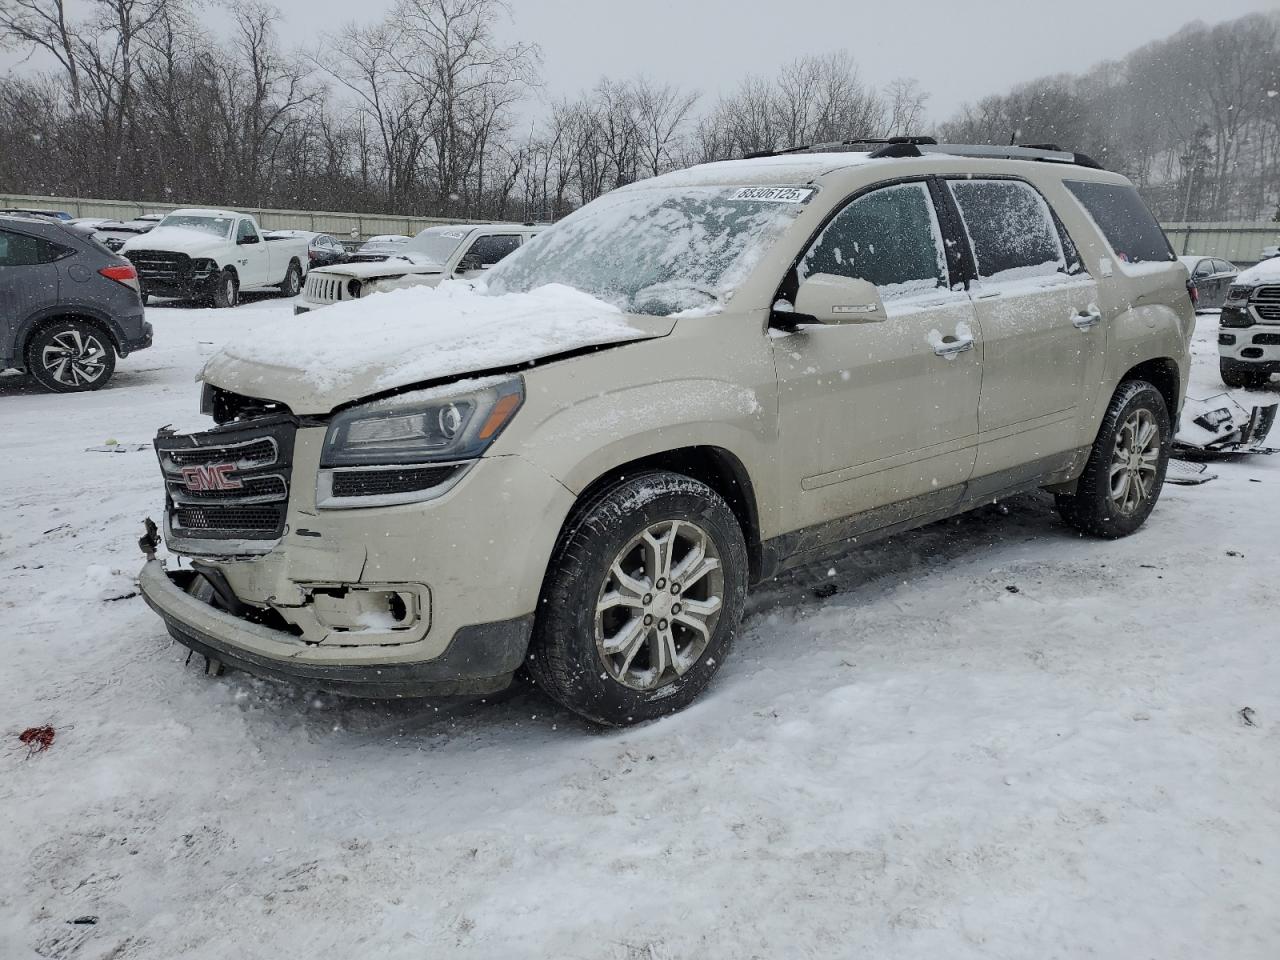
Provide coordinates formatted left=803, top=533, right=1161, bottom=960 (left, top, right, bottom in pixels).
left=516, top=377, right=771, bottom=496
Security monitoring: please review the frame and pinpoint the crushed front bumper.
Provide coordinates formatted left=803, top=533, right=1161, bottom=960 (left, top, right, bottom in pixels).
left=139, top=560, right=531, bottom=697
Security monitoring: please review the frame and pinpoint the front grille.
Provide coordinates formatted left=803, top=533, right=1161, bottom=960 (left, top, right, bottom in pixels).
left=330, top=465, right=460, bottom=498
left=174, top=504, right=285, bottom=532
left=155, top=416, right=296, bottom=543
left=165, top=437, right=277, bottom=468
left=1256, top=286, right=1280, bottom=322
left=127, top=250, right=191, bottom=283
left=304, top=273, right=344, bottom=304
left=167, top=474, right=287, bottom=502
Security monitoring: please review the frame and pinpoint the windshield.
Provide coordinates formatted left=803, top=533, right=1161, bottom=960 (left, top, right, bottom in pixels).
left=485, top=185, right=812, bottom=316
left=158, top=214, right=233, bottom=238
left=406, top=227, right=469, bottom=265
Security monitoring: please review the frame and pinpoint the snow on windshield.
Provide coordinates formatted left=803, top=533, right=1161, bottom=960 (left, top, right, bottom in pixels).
left=485, top=186, right=812, bottom=316
left=406, top=227, right=468, bottom=265
left=158, top=215, right=232, bottom=238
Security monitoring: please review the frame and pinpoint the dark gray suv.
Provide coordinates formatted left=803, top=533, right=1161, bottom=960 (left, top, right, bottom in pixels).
left=1, top=214, right=152, bottom=392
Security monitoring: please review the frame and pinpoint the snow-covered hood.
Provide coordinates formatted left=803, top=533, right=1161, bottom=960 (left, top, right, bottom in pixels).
left=1235, top=257, right=1280, bottom=287
left=121, top=226, right=228, bottom=257
left=310, top=258, right=443, bottom=281
left=201, top=282, right=673, bottom=413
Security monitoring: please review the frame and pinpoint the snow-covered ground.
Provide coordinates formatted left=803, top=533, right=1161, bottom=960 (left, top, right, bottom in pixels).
left=2, top=301, right=1278, bottom=959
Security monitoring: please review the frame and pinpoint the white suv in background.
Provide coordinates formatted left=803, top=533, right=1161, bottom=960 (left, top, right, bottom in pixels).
left=296, top=223, right=541, bottom=314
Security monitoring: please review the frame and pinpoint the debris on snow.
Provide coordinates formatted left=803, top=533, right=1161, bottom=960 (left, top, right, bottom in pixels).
left=18, top=725, right=55, bottom=756
left=1239, top=707, right=1258, bottom=727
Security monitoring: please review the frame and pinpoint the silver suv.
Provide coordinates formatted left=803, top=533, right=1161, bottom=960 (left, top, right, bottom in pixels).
left=139, top=141, right=1193, bottom=726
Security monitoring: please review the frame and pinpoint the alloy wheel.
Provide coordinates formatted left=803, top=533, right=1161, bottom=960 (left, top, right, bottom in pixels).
left=41, top=329, right=109, bottom=388
left=1109, top=408, right=1160, bottom=515
left=594, top=519, right=724, bottom=691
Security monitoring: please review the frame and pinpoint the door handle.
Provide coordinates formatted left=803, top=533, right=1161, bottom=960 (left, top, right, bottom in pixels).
left=934, top=335, right=975, bottom=357
left=1072, top=306, right=1103, bottom=330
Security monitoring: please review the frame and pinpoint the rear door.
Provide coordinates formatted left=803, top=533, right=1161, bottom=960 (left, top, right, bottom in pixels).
left=772, top=180, right=982, bottom=541
left=0, top=227, right=63, bottom=362
left=945, top=178, right=1102, bottom=483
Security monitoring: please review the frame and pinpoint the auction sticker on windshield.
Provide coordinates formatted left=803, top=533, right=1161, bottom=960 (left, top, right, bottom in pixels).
left=728, top=187, right=815, bottom=203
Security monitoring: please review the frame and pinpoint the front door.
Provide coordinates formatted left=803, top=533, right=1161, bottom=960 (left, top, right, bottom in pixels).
left=772, top=180, right=982, bottom=546
left=945, top=178, right=1102, bottom=482
left=235, top=219, right=269, bottom=287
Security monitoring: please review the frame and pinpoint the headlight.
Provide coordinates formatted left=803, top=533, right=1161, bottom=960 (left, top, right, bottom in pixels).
left=1226, top=284, right=1254, bottom=302
left=321, top=377, right=524, bottom=468
left=347, top=279, right=362, bottom=299
left=190, top=258, right=217, bottom=277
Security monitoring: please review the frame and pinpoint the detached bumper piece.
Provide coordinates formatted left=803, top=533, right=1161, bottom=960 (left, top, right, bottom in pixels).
left=1175, top=394, right=1279, bottom=458
left=138, top=560, right=530, bottom=697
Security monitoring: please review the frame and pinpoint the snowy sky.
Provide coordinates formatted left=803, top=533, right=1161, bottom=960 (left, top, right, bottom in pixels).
left=2, top=0, right=1276, bottom=122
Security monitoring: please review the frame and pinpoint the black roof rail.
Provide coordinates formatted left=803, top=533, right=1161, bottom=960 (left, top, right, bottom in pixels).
left=743, top=135, right=937, bottom=161
left=864, top=141, right=1106, bottom=170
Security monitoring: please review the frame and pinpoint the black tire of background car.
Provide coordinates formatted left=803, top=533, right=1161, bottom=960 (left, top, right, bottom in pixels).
left=24, top=318, right=116, bottom=393
left=280, top=261, right=302, bottom=297
left=1219, top=359, right=1273, bottom=390
left=526, top=470, right=749, bottom=726
left=212, top=270, right=239, bottom=309
left=1054, top=379, right=1171, bottom=539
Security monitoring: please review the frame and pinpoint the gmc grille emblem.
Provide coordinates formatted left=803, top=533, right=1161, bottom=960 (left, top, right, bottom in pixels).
left=181, top=463, right=243, bottom=492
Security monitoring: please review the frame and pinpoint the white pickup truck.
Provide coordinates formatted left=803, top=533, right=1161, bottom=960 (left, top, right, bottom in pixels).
left=121, top=208, right=308, bottom=307
left=295, top=223, right=540, bottom=313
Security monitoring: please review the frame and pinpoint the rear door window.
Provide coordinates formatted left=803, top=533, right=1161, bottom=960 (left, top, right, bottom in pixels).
left=800, top=181, right=948, bottom=301
left=947, top=179, right=1065, bottom=282
left=0, top=229, right=68, bottom=266
left=1064, top=180, right=1174, bottom=264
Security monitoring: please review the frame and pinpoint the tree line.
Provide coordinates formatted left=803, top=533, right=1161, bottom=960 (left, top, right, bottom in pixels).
left=1, top=0, right=1277, bottom=223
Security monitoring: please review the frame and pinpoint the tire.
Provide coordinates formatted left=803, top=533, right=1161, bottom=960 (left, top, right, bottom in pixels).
left=1055, top=380, right=1171, bottom=539
left=1220, top=358, right=1271, bottom=390
left=279, top=260, right=302, bottom=298
left=527, top=470, right=749, bottom=726
left=211, top=270, right=238, bottom=309
left=25, top=319, right=116, bottom=393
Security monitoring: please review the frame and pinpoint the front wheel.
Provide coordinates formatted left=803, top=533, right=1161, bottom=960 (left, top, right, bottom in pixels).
left=211, top=270, right=238, bottom=309
left=1055, top=380, right=1171, bottom=538
left=279, top=261, right=302, bottom=298
left=25, top=319, right=116, bottom=392
left=527, top=471, right=749, bottom=726
left=1220, top=358, right=1272, bottom=390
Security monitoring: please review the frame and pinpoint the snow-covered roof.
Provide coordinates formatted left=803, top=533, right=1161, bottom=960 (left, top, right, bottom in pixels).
left=168, top=208, right=239, bottom=219
left=638, top=152, right=877, bottom=188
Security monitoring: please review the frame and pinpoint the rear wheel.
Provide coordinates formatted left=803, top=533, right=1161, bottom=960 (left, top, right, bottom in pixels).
left=25, top=319, right=116, bottom=392
left=527, top=471, right=749, bottom=726
left=1055, top=380, right=1170, bottom=538
left=1220, top=358, right=1272, bottom=390
left=211, top=270, right=238, bottom=309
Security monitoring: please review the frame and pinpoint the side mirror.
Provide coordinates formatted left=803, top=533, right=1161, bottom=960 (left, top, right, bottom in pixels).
left=456, top=255, right=482, bottom=274
left=237, top=235, right=259, bottom=245
left=793, top=273, right=887, bottom=324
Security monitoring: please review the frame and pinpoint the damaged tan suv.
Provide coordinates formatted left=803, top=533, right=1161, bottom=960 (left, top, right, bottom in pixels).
left=139, top=139, right=1194, bottom=725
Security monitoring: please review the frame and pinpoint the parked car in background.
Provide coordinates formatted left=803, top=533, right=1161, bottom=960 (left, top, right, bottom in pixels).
left=1179, top=255, right=1238, bottom=310
left=1261, top=245, right=1279, bottom=261
left=295, top=223, right=539, bottom=313
left=1, top=213, right=151, bottom=392
left=0, top=207, right=73, bottom=222
left=1218, top=257, right=1280, bottom=388
left=122, top=209, right=309, bottom=307
left=141, top=143, right=1193, bottom=725
left=263, top=230, right=349, bottom=270
left=94, top=214, right=165, bottom=252
left=346, top=235, right=411, bottom=263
